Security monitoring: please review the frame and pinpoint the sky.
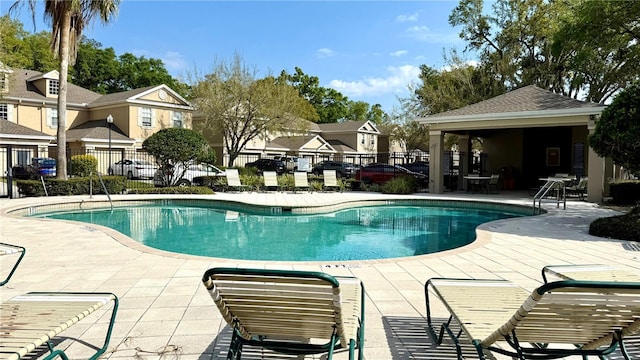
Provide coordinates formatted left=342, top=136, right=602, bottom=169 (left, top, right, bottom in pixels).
left=3, top=0, right=476, bottom=114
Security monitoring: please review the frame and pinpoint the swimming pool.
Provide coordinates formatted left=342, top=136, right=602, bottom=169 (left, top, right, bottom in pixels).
left=32, top=200, right=528, bottom=261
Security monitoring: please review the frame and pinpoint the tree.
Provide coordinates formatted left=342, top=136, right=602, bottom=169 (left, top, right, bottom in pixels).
left=390, top=121, right=430, bottom=154
left=71, top=38, right=119, bottom=93
left=589, top=81, right=640, bottom=175
left=142, top=128, right=216, bottom=186
left=280, top=67, right=349, bottom=123
left=448, top=0, right=640, bottom=103
left=191, top=55, right=317, bottom=167
left=10, top=0, right=120, bottom=180
left=0, top=15, right=57, bottom=71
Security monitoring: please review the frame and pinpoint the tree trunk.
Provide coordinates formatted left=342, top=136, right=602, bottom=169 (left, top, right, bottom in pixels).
left=56, top=11, right=71, bottom=180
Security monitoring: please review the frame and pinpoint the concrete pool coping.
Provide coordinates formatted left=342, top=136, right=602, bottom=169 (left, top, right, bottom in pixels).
left=1, top=191, right=638, bottom=359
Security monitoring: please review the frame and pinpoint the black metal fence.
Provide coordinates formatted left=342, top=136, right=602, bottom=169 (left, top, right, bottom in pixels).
left=1, top=146, right=475, bottom=197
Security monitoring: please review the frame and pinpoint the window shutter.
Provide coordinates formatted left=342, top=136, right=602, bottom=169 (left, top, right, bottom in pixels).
left=7, top=104, right=13, bottom=122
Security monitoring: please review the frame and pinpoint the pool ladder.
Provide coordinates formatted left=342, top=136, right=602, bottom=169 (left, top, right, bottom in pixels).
left=533, top=179, right=566, bottom=214
left=86, top=172, right=113, bottom=210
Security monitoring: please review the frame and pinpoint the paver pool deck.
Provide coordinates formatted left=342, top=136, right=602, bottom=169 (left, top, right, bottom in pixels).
left=1, top=191, right=638, bottom=359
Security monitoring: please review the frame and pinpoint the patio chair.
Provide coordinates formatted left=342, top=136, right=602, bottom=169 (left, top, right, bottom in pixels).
left=0, top=242, right=25, bottom=286
left=225, top=168, right=251, bottom=192
left=425, top=277, right=640, bottom=360
left=565, top=176, right=587, bottom=200
left=323, top=169, right=341, bottom=192
left=485, top=174, right=500, bottom=194
left=202, top=267, right=365, bottom=360
left=294, top=171, right=311, bottom=192
left=262, top=171, right=280, bottom=191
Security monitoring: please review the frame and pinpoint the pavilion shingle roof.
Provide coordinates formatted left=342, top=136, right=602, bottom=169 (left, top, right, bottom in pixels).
left=430, top=85, right=604, bottom=118
left=0, top=119, right=53, bottom=137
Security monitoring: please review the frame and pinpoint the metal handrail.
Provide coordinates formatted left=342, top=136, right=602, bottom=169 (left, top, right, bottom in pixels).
left=533, top=178, right=566, bottom=214
left=88, top=172, right=113, bottom=210
left=38, top=176, right=49, bottom=196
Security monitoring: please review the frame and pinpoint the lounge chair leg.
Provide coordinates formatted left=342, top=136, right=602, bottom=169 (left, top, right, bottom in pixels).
left=228, top=329, right=243, bottom=360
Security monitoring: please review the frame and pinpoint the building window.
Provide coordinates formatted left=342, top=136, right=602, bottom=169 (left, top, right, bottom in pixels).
left=360, top=134, right=365, bottom=145
left=140, top=107, right=152, bottom=127
left=0, top=73, right=7, bottom=92
left=0, top=104, right=7, bottom=120
left=49, top=80, right=59, bottom=95
left=173, top=111, right=184, bottom=128
left=47, top=108, right=58, bottom=127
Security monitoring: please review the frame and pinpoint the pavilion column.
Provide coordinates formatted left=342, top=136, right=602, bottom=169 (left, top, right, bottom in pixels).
left=457, top=135, right=471, bottom=191
left=429, top=131, right=444, bottom=194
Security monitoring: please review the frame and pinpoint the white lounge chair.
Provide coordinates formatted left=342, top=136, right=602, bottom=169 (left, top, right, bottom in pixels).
left=0, top=292, right=118, bottom=360
left=225, top=168, right=250, bottom=192
left=425, top=277, right=640, bottom=359
left=323, top=169, right=341, bottom=192
left=294, top=171, right=311, bottom=192
left=202, top=267, right=365, bottom=360
left=262, top=171, right=280, bottom=191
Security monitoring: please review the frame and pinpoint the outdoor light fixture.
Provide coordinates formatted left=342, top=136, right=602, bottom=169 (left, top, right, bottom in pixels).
left=107, top=114, right=113, bottom=171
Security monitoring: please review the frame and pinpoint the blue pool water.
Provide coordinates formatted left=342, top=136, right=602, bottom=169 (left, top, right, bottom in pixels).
left=35, top=204, right=524, bottom=261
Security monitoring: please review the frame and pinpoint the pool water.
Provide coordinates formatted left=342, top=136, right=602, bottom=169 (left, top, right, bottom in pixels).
left=36, top=205, right=523, bottom=261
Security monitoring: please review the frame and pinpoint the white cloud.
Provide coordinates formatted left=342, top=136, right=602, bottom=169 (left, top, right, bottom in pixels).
left=390, top=50, right=408, bottom=57
left=441, top=60, right=479, bottom=72
left=328, top=65, right=421, bottom=98
left=162, top=51, right=188, bottom=71
left=396, top=13, right=419, bottom=23
left=406, top=25, right=460, bottom=43
left=316, top=48, right=335, bottom=58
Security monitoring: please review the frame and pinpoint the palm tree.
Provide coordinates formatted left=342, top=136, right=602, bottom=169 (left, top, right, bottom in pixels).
left=10, top=0, right=120, bottom=179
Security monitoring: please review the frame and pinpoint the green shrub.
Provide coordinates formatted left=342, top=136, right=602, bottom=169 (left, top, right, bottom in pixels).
left=16, top=176, right=126, bottom=197
left=310, top=180, right=323, bottom=192
left=589, top=206, right=640, bottom=241
left=70, top=154, right=98, bottom=177
left=381, top=176, right=419, bottom=194
left=128, top=186, right=215, bottom=195
left=609, top=180, right=640, bottom=205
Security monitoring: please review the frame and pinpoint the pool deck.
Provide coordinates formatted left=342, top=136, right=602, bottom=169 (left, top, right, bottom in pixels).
left=1, top=191, right=638, bottom=359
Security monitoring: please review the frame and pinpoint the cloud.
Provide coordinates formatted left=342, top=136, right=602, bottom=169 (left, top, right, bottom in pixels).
left=162, top=51, right=188, bottom=71
left=406, top=25, right=460, bottom=43
left=316, top=48, right=335, bottom=58
left=396, top=12, right=419, bottom=22
left=390, top=50, right=408, bottom=57
left=328, top=65, right=421, bottom=97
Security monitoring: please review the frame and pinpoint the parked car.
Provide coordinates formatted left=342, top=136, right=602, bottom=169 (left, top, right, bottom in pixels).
left=311, top=161, right=358, bottom=178
left=355, top=163, right=427, bottom=186
left=108, top=159, right=157, bottom=179
left=245, top=158, right=286, bottom=175
left=154, top=163, right=224, bottom=187
left=402, top=161, right=429, bottom=178
left=24, top=157, right=56, bottom=179
left=274, top=156, right=300, bottom=173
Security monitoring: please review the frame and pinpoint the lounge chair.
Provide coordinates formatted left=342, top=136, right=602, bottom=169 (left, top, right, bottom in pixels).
left=0, top=242, right=25, bottom=286
left=225, top=168, right=250, bottom=192
left=294, top=171, right=311, bottom=192
left=0, top=292, right=118, bottom=360
left=323, top=169, right=341, bottom=192
left=542, top=264, right=640, bottom=282
left=262, top=171, right=280, bottom=191
left=425, top=277, right=640, bottom=359
left=201, top=267, right=365, bottom=360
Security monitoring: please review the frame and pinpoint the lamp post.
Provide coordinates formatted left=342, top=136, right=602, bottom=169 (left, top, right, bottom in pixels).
left=106, top=114, right=113, bottom=171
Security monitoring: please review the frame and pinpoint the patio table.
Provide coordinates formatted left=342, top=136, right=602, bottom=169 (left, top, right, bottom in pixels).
left=463, top=176, right=491, bottom=193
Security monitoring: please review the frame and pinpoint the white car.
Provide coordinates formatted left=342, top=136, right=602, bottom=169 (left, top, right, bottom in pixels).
left=108, top=159, right=157, bottom=179
left=153, top=163, right=225, bottom=187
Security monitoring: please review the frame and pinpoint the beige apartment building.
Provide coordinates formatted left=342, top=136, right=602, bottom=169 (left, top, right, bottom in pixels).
left=0, top=66, right=193, bottom=173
